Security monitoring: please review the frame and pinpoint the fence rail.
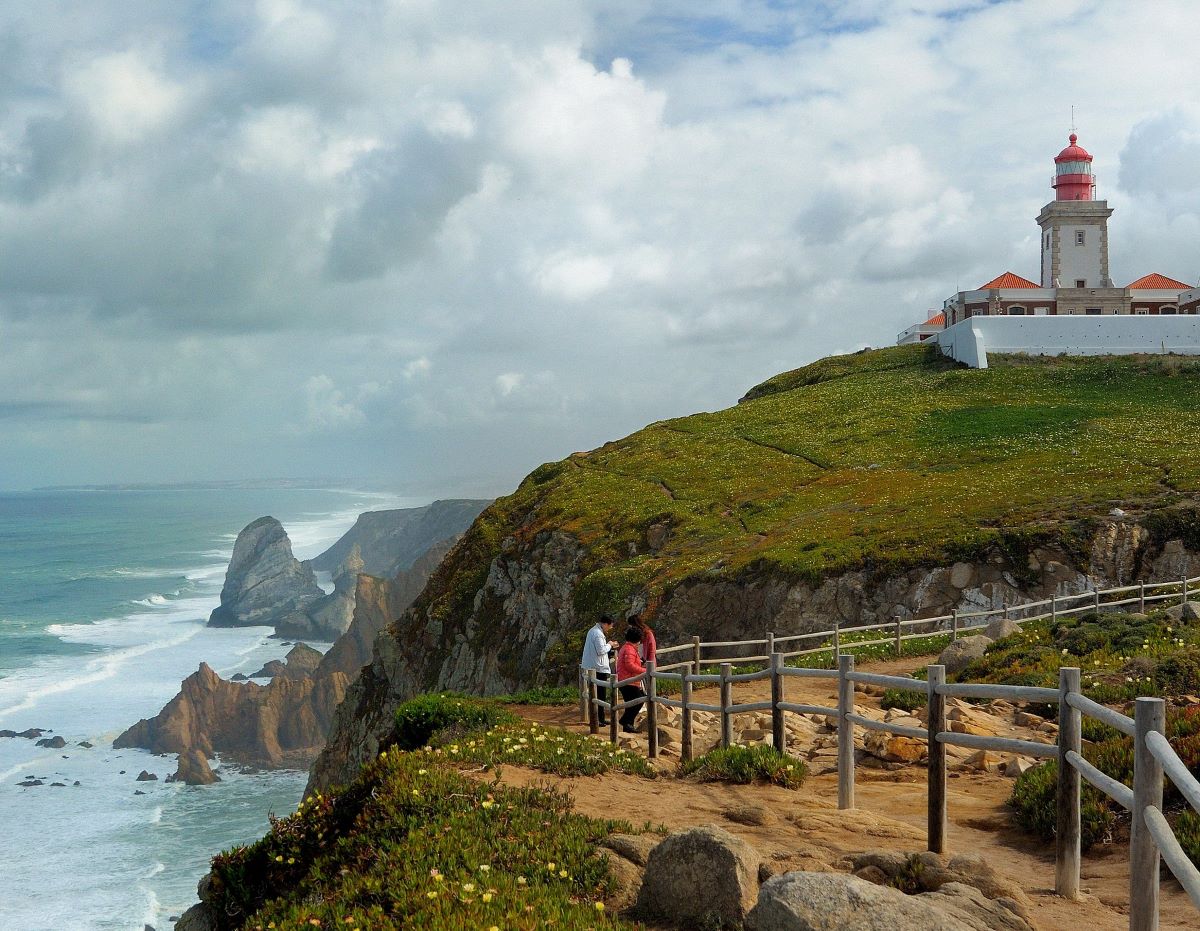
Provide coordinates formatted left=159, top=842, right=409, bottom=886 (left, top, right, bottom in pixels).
left=577, top=570, right=1200, bottom=931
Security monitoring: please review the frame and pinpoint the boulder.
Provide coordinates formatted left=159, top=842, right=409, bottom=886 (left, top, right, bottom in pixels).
left=18, top=728, right=46, bottom=739
left=750, top=872, right=970, bottom=930
left=207, top=517, right=324, bottom=630
left=983, top=617, right=1021, bottom=641
left=135, top=770, right=158, bottom=782
left=0, top=730, right=16, bottom=738
left=722, top=803, right=776, bottom=826
left=862, top=731, right=926, bottom=763
left=166, top=749, right=220, bottom=785
left=937, top=636, right=992, bottom=675
left=78, top=741, right=94, bottom=748
left=749, top=870, right=1033, bottom=931
left=35, top=736, right=67, bottom=748
left=1183, top=601, right=1200, bottom=622
left=634, top=826, right=759, bottom=927
left=949, top=563, right=974, bottom=589
left=597, top=847, right=643, bottom=913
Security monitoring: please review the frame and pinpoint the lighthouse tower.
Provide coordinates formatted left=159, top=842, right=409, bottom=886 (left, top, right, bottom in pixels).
left=1036, top=133, right=1113, bottom=289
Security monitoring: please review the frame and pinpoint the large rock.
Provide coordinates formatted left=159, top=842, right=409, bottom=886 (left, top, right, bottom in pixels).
left=938, top=636, right=992, bottom=675
left=748, top=871, right=1033, bottom=931
left=167, top=748, right=220, bottom=785
left=208, top=517, right=324, bottom=630
left=983, top=617, right=1020, bottom=641
left=634, top=826, right=759, bottom=928
left=251, top=643, right=323, bottom=679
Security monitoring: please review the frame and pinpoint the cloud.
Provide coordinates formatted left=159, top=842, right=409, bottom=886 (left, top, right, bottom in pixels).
left=3, top=1, right=1200, bottom=490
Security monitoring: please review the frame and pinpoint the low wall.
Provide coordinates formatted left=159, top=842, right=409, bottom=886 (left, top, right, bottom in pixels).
left=934, top=316, right=1200, bottom=368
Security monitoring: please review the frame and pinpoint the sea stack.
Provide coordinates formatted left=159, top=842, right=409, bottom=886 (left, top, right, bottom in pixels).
left=207, top=516, right=323, bottom=630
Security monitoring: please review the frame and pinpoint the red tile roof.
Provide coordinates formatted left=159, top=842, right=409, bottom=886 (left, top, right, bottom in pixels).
left=1127, top=273, right=1191, bottom=290
left=925, top=312, right=945, bottom=326
left=978, top=271, right=1039, bottom=289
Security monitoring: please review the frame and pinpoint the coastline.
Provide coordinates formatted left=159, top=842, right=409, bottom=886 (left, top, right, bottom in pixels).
left=0, top=487, right=424, bottom=930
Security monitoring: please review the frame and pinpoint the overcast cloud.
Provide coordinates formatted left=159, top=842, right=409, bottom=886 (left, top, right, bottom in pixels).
left=2, top=0, right=1200, bottom=493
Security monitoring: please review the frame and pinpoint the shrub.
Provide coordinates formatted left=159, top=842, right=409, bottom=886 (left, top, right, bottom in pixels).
left=209, top=752, right=639, bottom=930
left=393, top=694, right=517, bottom=751
left=1177, top=810, right=1200, bottom=867
left=1008, top=761, right=1115, bottom=850
left=881, top=688, right=927, bottom=712
left=680, top=745, right=806, bottom=788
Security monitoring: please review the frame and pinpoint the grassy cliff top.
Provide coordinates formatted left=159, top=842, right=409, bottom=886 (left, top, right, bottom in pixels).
left=433, top=346, right=1200, bottom=622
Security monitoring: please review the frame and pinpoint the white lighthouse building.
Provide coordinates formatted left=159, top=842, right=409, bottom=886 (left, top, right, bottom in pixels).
left=899, top=134, right=1200, bottom=366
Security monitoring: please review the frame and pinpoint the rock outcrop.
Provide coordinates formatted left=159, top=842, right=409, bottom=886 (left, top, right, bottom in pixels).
left=167, top=749, right=220, bottom=785
left=115, top=660, right=350, bottom=768
left=207, top=517, right=324, bottom=631
left=937, top=636, right=992, bottom=675
left=251, top=643, right=323, bottom=679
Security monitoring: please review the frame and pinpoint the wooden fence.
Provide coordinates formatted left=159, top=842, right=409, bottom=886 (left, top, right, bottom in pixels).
left=576, top=572, right=1200, bottom=931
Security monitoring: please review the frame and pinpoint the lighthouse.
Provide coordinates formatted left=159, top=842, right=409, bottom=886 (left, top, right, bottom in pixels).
left=1036, top=133, right=1113, bottom=290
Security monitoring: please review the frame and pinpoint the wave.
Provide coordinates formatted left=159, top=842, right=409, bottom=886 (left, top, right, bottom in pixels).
left=149, top=808, right=163, bottom=826
left=134, top=594, right=170, bottom=607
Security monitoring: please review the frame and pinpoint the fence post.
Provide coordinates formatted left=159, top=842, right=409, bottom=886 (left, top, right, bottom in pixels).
left=692, top=636, right=702, bottom=675
left=926, top=664, right=947, bottom=854
left=1183, top=576, right=1189, bottom=605
left=680, top=670, right=693, bottom=763
left=833, top=619, right=841, bottom=659
left=951, top=609, right=959, bottom=642
left=837, top=653, right=856, bottom=810
left=1003, top=605, right=1010, bottom=622
left=1139, top=581, right=1146, bottom=614
left=766, top=631, right=775, bottom=659
left=646, top=661, right=658, bottom=759
left=1130, top=697, right=1165, bottom=931
left=1093, top=588, right=1100, bottom=613
left=894, top=614, right=902, bottom=657
left=1055, top=667, right=1081, bottom=900
left=587, top=671, right=599, bottom=735
left=1051, top=593, right=1058, bottom=623
left=720, top=663, right=733, bottom=749
left=578, top=665, right=588, bottom=724
left=770, top=652, right=785, bottom=753
left=609, top=683, right=619, bottom=745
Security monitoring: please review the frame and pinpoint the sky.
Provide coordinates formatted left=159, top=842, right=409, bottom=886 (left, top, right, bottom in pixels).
left=2, top=0, right=1200, bottom=494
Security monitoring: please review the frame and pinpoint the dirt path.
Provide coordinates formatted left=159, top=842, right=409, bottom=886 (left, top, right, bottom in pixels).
left=510, top=654, right=1198, bottom=931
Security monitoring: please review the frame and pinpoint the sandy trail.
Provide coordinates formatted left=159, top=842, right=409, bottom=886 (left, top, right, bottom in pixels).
left=508, top=654, right=1197, bottom=931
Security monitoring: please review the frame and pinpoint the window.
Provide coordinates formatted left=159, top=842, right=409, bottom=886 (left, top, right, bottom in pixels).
left=1085, top=308, right=1102, bottom=315
left=1008, top=306, right=1026, bottom=316
left=1135, top=308, right=1150, bottom=316
left=1160, top=306, right=1178, bottom=315
left=1075, top=279, right=1087, bottom=288
left=1045, top=233, right=1051, bottom=248
left=1076, top=230, right=1086, bottom=245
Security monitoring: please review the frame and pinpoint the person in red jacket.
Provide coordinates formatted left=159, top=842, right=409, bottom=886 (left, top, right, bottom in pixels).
left=630, top=613, right=656, bottom=665
left=615, top=627, right=646, bottom=733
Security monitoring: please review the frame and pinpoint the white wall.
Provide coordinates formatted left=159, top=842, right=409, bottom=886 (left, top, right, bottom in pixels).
left=934, top=316, right=1200, bottom=368
left=1056, top=225, right=1104, bottom=288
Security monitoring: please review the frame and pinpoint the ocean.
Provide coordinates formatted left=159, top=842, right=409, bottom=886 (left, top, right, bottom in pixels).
left=0, top=486, right=425, bottom=931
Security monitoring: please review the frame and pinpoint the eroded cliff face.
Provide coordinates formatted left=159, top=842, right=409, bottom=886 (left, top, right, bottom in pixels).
left=308, top=514, right=1200, bottom=794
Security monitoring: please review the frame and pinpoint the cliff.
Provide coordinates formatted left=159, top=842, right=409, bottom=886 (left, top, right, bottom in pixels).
left=308, top=499, right=490, bottom=576
left=308, top=346, right=1200, bottom=791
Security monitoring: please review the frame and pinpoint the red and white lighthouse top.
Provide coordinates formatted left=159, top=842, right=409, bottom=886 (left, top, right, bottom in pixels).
left=1052, top=133, right=1095, bottom=201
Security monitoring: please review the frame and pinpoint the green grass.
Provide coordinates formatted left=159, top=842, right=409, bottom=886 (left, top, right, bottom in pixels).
left=494, top=685, right=580, bottom=706
left=206, top=753, right=639, bottom=930
left=395, top=346, right=1200, bottom=684
left=680, top=745, right=807, bottom=788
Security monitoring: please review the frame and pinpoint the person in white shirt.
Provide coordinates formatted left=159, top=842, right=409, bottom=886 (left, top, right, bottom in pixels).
left=581, top=615, right=616, bottom=726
